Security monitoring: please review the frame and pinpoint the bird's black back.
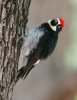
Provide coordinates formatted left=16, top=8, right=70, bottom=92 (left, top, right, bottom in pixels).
left=37, top=23, right=58, bottom=59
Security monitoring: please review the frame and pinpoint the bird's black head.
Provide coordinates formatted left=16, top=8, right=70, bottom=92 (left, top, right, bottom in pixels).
left=48, top=18, right=65, bottom=33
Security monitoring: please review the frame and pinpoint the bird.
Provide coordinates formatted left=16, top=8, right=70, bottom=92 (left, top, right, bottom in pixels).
left=16, top=18, right=65, bottom=81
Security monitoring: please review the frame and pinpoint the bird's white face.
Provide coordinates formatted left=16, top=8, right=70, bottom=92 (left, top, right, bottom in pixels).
left=48, top=18, right=63, bottom=32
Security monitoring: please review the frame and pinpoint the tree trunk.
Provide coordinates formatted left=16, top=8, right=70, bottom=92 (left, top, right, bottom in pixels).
left=0, top=0, right=31, bottom=100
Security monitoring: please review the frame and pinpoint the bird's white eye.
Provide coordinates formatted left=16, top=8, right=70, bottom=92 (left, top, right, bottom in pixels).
left=51, top=19, right=58, bottom=26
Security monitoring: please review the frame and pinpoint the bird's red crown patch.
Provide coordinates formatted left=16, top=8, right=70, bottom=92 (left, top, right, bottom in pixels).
left=59, top=18, right=65, bottom=29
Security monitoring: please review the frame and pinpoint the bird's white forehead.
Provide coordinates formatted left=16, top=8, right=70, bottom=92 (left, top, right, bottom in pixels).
left=56, top=18, right=61, bottom=25
left=48, top=18, right=61, bottom=31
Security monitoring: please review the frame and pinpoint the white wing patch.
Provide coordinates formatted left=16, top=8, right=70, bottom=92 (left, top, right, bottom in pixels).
left=34, top=60, right=40, bottom=66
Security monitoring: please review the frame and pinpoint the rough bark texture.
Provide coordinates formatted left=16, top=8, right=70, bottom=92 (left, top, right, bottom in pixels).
left=0, top=0, right=31, bottom=100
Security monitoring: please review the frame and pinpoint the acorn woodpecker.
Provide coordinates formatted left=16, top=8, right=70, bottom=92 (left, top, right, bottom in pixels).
left=17, top=18, right=65, bottom=81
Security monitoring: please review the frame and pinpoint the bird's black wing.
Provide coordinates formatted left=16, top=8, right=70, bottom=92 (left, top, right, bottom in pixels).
left=16, top=45, right=43, bottom=81
left=18, top=27, right=44, bottom=69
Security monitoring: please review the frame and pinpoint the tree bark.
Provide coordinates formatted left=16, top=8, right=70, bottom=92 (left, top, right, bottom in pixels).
left=0, top=0, right=31, bottom=100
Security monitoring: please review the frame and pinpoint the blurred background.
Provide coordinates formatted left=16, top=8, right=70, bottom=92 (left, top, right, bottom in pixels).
left=13, top=0, right=77, bottom=100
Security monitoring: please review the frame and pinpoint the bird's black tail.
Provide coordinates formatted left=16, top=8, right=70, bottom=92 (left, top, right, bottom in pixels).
left=16, top=65, right=35, bottom=82
left=16, top=67, right=25, bottom=82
